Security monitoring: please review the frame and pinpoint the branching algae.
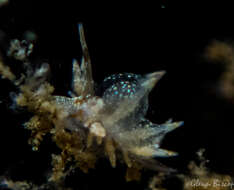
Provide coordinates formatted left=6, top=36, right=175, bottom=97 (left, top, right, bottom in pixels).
left=0, top=24, right=183, bottom=185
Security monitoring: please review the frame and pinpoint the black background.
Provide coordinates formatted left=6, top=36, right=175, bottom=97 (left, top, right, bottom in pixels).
left=0, top=1, right=234, bottom=190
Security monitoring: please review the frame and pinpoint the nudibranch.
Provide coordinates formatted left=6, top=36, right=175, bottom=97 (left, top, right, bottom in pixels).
left=1, top=23, right=183, bottom=176
left=53, top=24, right=183, bottom=169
